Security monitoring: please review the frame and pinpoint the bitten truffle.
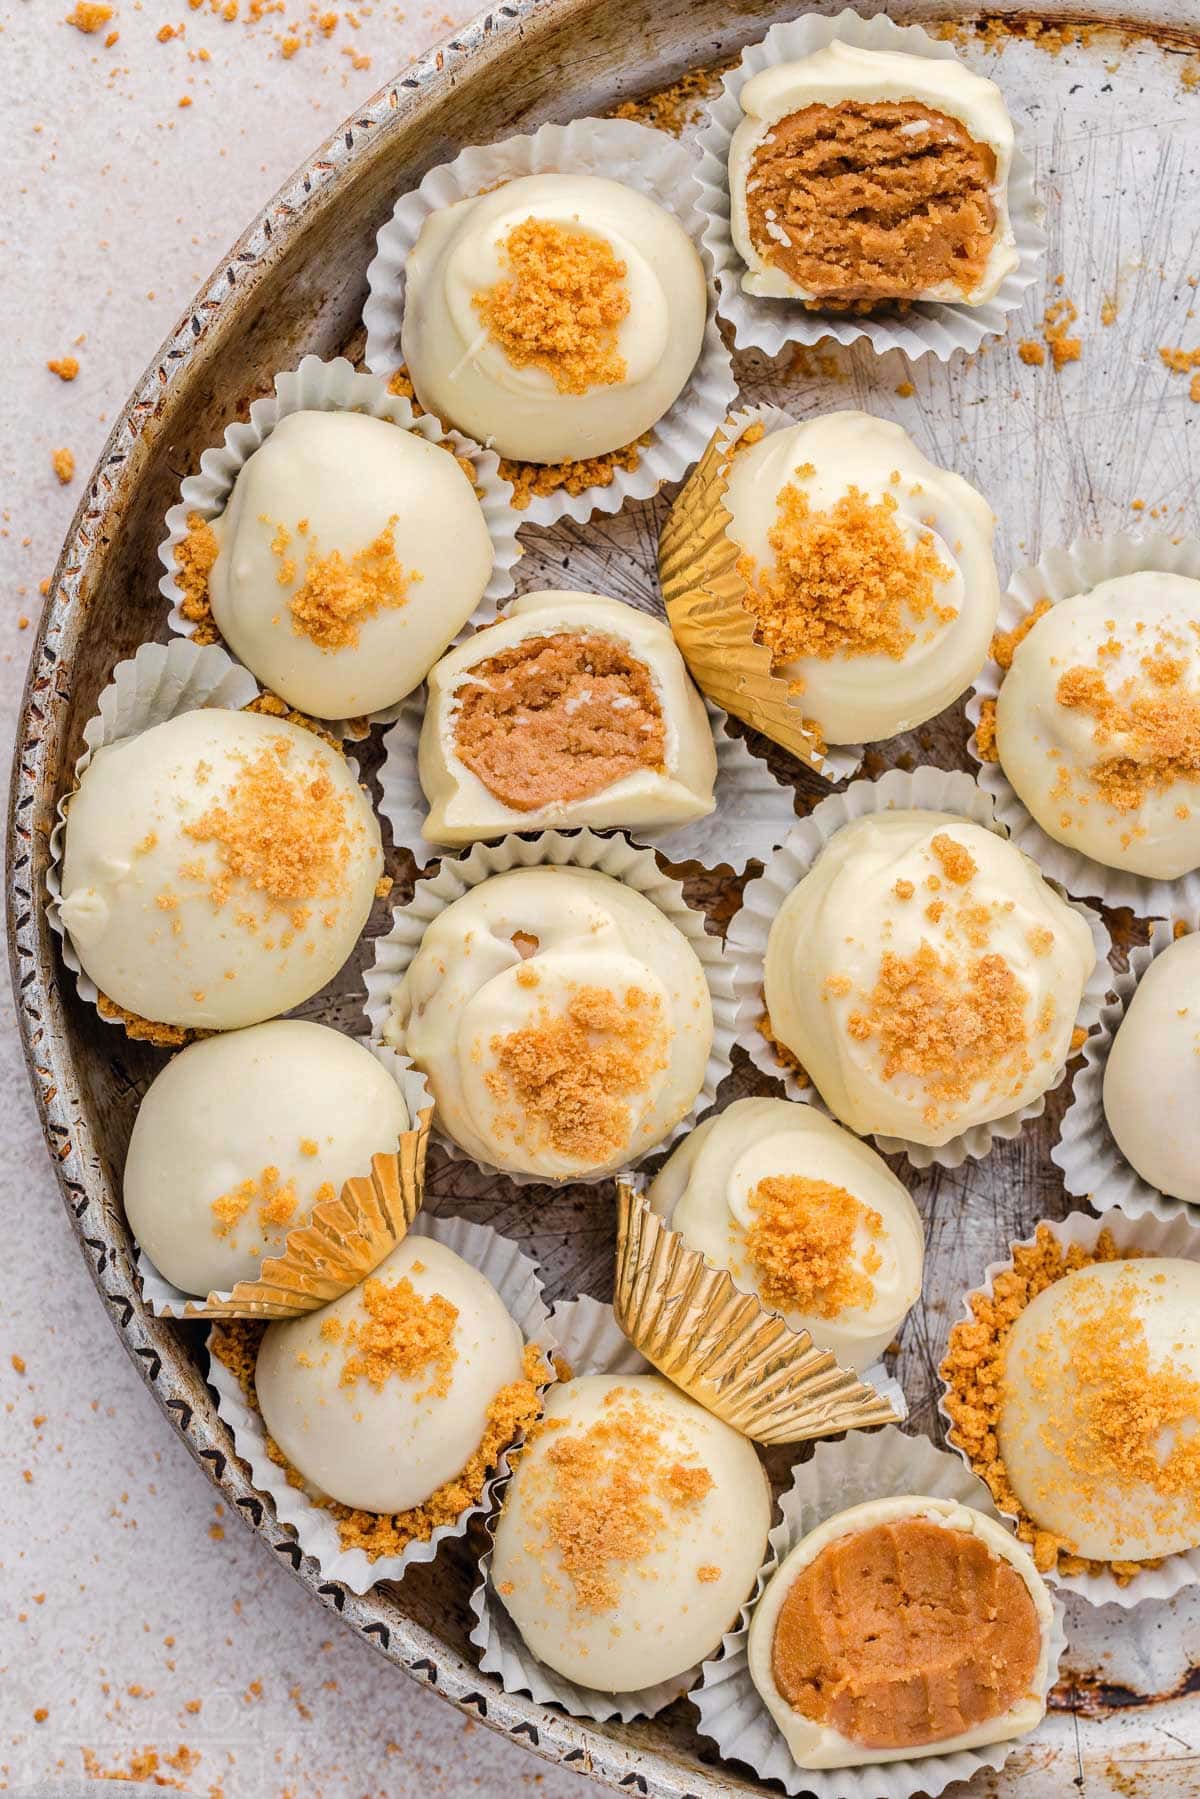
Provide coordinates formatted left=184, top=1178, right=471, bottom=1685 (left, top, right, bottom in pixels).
left=728, top=42, right=1018, bottom=307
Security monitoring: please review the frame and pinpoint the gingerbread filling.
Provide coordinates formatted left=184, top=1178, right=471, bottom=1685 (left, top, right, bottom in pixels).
left=453, top=632, right=667, bottom=812
left=771, top=1518, right=1040, bottom=1749
left=745, top=101, right=997, bottom=302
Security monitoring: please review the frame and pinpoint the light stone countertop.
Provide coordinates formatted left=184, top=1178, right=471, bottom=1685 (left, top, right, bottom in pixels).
left=0, top=4, right=584, bottom=1792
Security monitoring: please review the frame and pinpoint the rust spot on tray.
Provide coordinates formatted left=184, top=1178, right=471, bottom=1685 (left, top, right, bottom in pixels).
left=1052, top=1663, right=1200, bottom=1716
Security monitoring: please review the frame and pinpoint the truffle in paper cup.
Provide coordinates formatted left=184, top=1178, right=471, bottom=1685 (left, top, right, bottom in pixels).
left=938, top=1205, right=1200, bottom=1608
left=692, top=1426, right=1066, bottom=1798
left=659, top=406, right=861, bottom=780
left=206, top=1212, right=554, bottom=1595
left=377, top=685, right=799, bottom=875
left=726, top=766, right=1113, bottom=1170
left=613, top=1175, right=903, bottom=1443
left=966, top=531, right=1200, bottom=921
left=157, top=354, right=522, bottom=736
left=362, top=829, right=736, bottom=1188
left=1053, top=923, right=1197, bottom=1224
left=694, top=8, right=1045, bottom=361
left=136, top=1047, right=433, bottom=1320
left=469, top=1295, right=770, bottom=1723
left=46, top=639, right=259, bottom=1040
left=362, top=117, right=736, bottom=530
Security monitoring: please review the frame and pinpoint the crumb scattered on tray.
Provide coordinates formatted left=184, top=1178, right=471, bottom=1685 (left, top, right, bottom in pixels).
left=51, top=447, right=75, bottom=484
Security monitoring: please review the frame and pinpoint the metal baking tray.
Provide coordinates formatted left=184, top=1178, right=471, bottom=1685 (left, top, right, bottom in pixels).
left=9, top=2, right=1200, bottom=1791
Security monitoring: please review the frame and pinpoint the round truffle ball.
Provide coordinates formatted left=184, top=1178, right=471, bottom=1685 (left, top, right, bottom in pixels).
left=747, top=1495, right=1052, bottom=1770
left=418, top=590, right=717, bottom=845
left=997, top=1256, right=1200, bottom=1563
left=762, top=811, right=1096, bottom=1146
left=648, top=1097, right=923, bottom=1370
left=124, top=1020, right=410, bottom=1297
left=59, top=709, right=382, bottom=1031
left=728, top=43, right=1018, bottom=307
left=1103, top=934, right=1200, bottom=1201
left=401, top=172, right=707, bottom=464
left=255, top=1235, right=526, bottom=1516
left=722, top=412, right=999, bottom=746
left=386, top=865, right=713, bottom=1179
left=491, top=1373, right=770, bottom=1693
left=994, top=572, right=1200, bottom=880
left=208, top=410, right=495, bottom=720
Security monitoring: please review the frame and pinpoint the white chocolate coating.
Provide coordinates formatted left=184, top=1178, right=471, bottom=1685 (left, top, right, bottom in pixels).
left=723, top=413, right=999, bottom=746
left=418, top=590, right=718, bottom=844
left=728, top=43, right=1018, bottom=305
left=998, top=1258, right=1200, bottom=1561
left=59, top=709, right=382, bottom=1030
left=648, top=1098, right=922, bottom=1370
left=401, top=173, right=707, bottom=464
left=1103, top=935, right=1200, bottom=1201
left=124, top=1021, right=410, bottom=1296
left=763, top=811, right=1096, bottom=1146
left=491, top=1373, right=770, bottom=1692
left=208, top=410, right=494, bottom=720
left=384, top=866, right=713, bottom=1179
left=255, top=1236, right=525, bottom=1515
left=994, top=573, right=1200, bottom=880
left=747, top=1495, right=1053, bottom=1769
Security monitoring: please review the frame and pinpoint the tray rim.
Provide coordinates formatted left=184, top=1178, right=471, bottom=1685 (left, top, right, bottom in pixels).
left=9, top=3, right=1200, bottom=1795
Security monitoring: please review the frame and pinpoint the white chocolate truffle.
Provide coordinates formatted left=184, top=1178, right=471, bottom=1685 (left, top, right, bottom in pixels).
left=255, top=1235, right=526, bottom=1515
left=728, top=43, right=1018, bottom=306
left=993, top=573, right=1200, bottom=880
left=207, top=410, right=495, bottom=720
left=385, top=866, right=713, bottom=1179
left=418, top=590, right=717, bottom=845
left=723, top=414, right=998, bottom=745
left=763, top=811, right=1096, bottom=1147
left=491, top=1373, right=770, bottom=1692
left=401, top=172, right=707, bottom=464
left=747, top=1495, right=1053, bottom=1769
left=1103, top=934, right=1200, bottom=1201
left=648, top=1097, right=922, bottom=1371
left=124, top=1021, right=410, bottom=1296
left=59, top=709, right=382, bottom=1031
left=997, top=1258, right=1200, bottom=1562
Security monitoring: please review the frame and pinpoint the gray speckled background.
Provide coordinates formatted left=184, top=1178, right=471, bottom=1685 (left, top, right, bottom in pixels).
left=0, top=4, right=580, bottom=1791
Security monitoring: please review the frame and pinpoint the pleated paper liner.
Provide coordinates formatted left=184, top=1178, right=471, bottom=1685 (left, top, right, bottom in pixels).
left=613, top=1177, right=902, bottom=1444
left=137, top=1054, right=434, bottom=1320
left=658, top=406, right=862, bottom=782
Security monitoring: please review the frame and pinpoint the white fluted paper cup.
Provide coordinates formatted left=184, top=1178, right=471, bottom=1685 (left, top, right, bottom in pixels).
left=691, top=1425, right=1066, bottom=1797
left=966, top=531, right=1200, bottom=921
left=468, top=1294, right=724, bottom=1722
left=938, top=1204, right=1200, bottom=1607
left=695, top=8, right=1045, bottom=361
left=1052, top=923, right=1194, bottom=1223
left=362, top=117, right=737, bottom=528
left=157, top=354, right=522, bottom=736
left=45, top=639, right=261, bottom=1035
left=206, top=1211, right=555, bottom=1595
left=376, top=687, right=800, bottom=874
left=362, top=829, right=737, bottom=1186
left=726, top=766, right=1113, bottom=1169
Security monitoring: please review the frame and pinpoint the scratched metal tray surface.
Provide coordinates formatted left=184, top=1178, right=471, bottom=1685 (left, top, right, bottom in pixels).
left=9, top=1, right=1200, bottom=1792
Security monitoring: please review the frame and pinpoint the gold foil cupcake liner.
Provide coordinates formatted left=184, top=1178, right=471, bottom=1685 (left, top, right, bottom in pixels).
left=157, top=355, right=523, bottom=739
left=937, top=1204, right=1200, bottom=1611
left=659, top=408, right=862, bottom=779
left=966, top=529, right=1200, bottom=923
left=613, top=1177, right=902, bottom=1444
left=206, top=1211, right=556, bottom=1594
left=138, top=1055, right=434, bottom=1319
left=691, top=1425, right=1067, bottom=1799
